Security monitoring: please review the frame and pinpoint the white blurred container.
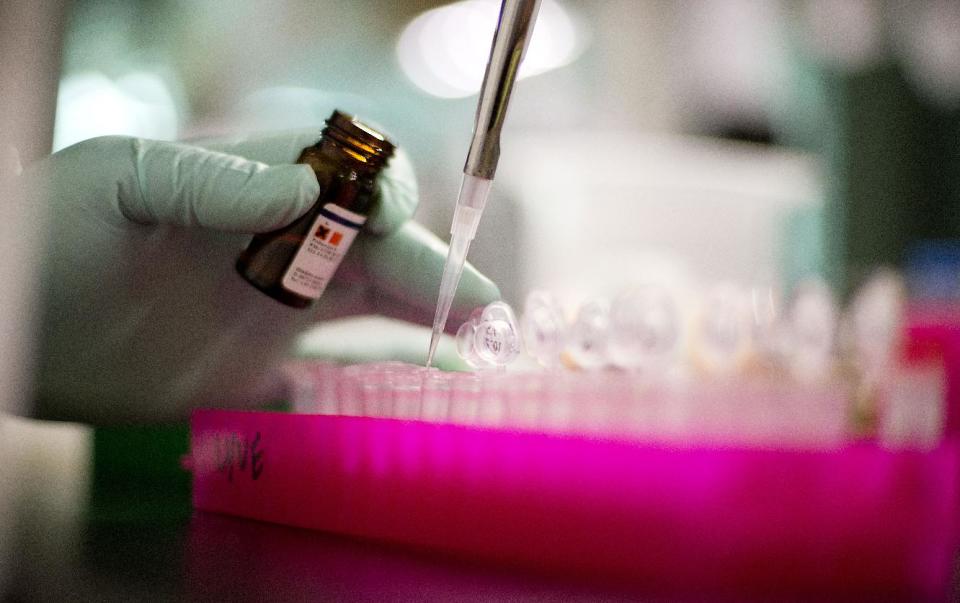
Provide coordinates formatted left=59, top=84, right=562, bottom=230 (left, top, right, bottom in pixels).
left=494, top=131, right=821, bottom=305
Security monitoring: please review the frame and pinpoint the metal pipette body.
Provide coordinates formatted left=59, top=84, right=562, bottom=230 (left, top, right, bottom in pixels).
left=425, top=0, right=542, bottom=367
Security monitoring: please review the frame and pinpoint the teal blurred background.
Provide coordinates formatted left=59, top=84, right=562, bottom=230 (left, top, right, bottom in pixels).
left=50, top=0, right=960, bottom=302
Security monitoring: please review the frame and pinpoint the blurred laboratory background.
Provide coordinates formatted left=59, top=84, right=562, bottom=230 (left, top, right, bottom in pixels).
left=5, top=0, right=960, bottom=598
left=49, top=0, right=960, bottom=307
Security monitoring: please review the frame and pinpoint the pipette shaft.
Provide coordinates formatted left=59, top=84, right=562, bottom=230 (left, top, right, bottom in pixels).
left=425, top=0, right=541, bottom=367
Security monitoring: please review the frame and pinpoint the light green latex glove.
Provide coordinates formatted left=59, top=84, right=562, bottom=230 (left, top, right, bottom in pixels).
left=26, top=132, right=498, bottom=423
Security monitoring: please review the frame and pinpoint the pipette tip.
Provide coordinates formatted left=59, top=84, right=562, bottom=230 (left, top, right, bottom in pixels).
left=425, top=332, right=441, bottom=368
left=425, top=289, right=453, bottom=368
left=424, top=174, right=491, bottom=368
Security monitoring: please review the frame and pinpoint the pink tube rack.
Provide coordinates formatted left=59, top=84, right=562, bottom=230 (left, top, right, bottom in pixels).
left=189, top=307, right=960, bottom=601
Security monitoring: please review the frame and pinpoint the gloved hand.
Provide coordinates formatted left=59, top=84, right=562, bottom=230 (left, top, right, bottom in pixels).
left=26, top=132, right=499, bottom=423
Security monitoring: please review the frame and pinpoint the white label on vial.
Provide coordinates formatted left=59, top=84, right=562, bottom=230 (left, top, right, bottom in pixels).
left=281, top=203, right=365, bottom=299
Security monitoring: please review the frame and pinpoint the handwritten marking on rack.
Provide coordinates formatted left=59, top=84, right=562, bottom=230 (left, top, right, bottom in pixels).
left=195, top=431, right=264, bottom=483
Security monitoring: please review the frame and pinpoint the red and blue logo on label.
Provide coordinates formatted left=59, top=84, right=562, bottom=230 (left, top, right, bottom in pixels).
left=314, top=224, right=343, bottom=246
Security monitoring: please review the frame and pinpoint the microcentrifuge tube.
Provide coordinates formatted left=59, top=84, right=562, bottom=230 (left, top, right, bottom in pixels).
left=747, top=285, right=786, bottom=370
left=521, top=291, right=567, bottom=367
left=390, top=369, right=424, bottom=420
left=337, top=365, right=367, bottom=416
left=787, top=278, right=838, bottom=382
left=360, top=371, right=390, bottom=418
left=456, top=302, right=522, bottom=369
left=474, top=317, right=522, bottom=366
left=449, top=373, right=483, bottom=425
left=456, top=319, right=487, bottom=369
left=608, top=285, right=680, bottom=371
left=421, top=369, right=454, bottom=422
left=692, top=283, right=751, bottom=375
left=847, top=269, right=905, bottom=378
left=503, top=371, right=544, bottom=430
left=480, top=300, right=518, bottom=325
left=564, top=298, right=610, bottom=370
left=477, top=372, right=510, bottom=426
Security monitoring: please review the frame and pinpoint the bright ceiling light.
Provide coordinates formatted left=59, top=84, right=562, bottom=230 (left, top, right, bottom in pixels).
left=397, top=0, right=584, bottom=99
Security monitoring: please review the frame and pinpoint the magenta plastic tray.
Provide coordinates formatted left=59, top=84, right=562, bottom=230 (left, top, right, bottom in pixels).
left=189, top=409, right=959, bottom=601
left=189, top=308, right=960, bottom=600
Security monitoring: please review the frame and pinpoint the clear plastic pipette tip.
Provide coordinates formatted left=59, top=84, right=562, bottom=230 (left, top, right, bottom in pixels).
left=426, top=236, right=471, bottom=367
left=425, top=174, right=492, bottom=368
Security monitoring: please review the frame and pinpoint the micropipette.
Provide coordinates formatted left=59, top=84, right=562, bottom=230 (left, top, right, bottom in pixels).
left=425, top=0, right=542, bottom=367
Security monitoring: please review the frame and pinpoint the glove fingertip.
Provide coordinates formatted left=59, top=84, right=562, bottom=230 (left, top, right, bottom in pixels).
left=291, top=163, right=321, bottom=207
left=365, top=180, right=417, bottom=235
left=364, top=148, right=419, bottom=236
left=245, top=164, right=320, bottom=232
left=453, top=262, right=502, bottom=312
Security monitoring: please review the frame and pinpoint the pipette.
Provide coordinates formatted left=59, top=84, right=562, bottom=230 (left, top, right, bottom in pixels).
left=425, top=0, right=542, bottom=367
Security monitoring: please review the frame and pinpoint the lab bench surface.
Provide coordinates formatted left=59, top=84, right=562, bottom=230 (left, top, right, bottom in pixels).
left=8, top=508, right=686, bottom=602
left=1, top=419, right=664, bottom=602
left=1, top=421, right=682, bottom=602
left=5, top=419, right=960, bottom=602
left=8, top=472, right=960, bottom=602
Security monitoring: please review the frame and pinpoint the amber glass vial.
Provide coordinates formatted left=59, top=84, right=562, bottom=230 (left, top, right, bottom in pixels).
left=237, top=110, right=395, bottom=308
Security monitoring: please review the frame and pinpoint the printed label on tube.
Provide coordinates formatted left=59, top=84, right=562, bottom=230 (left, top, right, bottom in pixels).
left=282, top=203, right=364, bottom=299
